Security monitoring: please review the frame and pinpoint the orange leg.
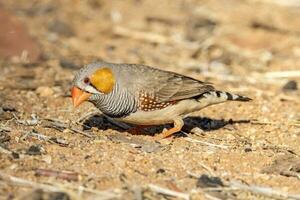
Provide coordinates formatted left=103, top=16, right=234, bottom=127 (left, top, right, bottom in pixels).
left=127, top=125, right=151, bottom=135
left=154, top=118, right=184, bottom=140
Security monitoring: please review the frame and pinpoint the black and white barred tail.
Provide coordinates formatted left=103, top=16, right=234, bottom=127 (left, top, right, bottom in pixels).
left=197, top=90, right=252, bottom=105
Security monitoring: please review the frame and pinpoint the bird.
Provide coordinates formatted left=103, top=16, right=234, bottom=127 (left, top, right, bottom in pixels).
left=71, top=61, right=251, bottom=139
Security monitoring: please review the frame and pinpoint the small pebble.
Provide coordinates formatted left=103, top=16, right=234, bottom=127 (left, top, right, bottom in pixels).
left=196, top=174, right=224, bottom=188
left=26, top=144, right=43, bottom=155
left=190, top=127, right=204, bottom=135
left=282, top=80, right=298, bottom=91
left=11, top=152, right=20, bottom=159
left=59, top=58, right=79, bottom=69
left=156, top=168, right=166, bottom=174
left=48, top=20, right=75, bottom=37
left=244, top=147, right=252, bottom=152
left=42, top=155, right=52, bottom=164
left=49, top=137, right=69, bottom=146
left=36, top=86, right=54, bottom=97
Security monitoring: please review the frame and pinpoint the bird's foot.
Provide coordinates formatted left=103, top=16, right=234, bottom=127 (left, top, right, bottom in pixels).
left=154, top=118, right=184, bottom=140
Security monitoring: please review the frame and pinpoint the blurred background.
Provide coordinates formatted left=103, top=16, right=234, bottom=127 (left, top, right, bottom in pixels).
left=1, top=0, right=300, bottom=200
left=1, top=0, right=300, bottom=71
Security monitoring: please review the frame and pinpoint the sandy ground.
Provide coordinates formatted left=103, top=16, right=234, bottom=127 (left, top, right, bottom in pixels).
left=0, top=0, right=300, bottom=199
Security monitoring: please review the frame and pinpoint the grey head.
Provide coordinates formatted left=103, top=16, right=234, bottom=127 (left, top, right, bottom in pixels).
left=71, top=61, right=120, bottom=109
left=72, top=62, right=116, bottom=96
left=71, top=61, right=138, bottom=117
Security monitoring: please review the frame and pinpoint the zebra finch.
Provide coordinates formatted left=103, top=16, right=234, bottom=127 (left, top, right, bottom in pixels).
left=71, top=62, right=251, bottom=139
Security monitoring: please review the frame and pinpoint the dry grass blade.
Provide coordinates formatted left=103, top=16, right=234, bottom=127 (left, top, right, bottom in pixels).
left=35, top=169, right=79, bottom=182
left=230, top=180, right=300, bottom=200
left=251, top=119, right=300, bottom=127
left=148, top=184, right=190, bottom=200
left=204, top=193, right=223, bottom=200
left=189, top=175, right=300, bottom=200
left=0, top=126, right=11, bottom=132
left=113, top=26, right=199, bottom=49
left=69, top=127, right=93, bottom=138
left=0, top=171, right=61, bottom=192
left=113, top=26, right=168, bottom=44
left=76, top=110, right=100, bottom=123
left=43, top=118, right=93, bottom=138
left=12, top=113, right=40, bottom=126
left=181, top=132, right=229, bottom=149
left=0, top=172, right=122, bottom=199
left=264, top=70, right=300, bottom=78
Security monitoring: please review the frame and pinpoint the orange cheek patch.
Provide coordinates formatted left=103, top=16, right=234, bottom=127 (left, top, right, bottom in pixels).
left=90, top=68, right=115, bottom=94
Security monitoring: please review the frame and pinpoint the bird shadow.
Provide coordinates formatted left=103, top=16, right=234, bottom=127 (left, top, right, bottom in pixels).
left=82, top=114, right=250, bottom=137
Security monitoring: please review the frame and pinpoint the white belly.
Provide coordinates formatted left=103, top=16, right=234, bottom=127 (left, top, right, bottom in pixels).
left=116, top=99, right=203, bottom=125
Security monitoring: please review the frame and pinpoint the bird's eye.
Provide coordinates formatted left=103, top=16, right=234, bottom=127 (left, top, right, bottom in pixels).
left=83, top=77, right=90, bottom=84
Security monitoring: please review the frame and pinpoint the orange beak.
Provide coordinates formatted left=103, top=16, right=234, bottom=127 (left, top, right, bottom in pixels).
left=71, top=87, right=91, bottom=107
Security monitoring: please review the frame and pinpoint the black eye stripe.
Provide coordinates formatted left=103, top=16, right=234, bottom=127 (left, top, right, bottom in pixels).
left=88, top=82, right=98, bottom=91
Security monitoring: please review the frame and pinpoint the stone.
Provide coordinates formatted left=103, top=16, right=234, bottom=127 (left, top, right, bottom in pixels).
left=48, top=20, right=75, bottom=37
left=36, top=86, right=54, bottom=97
left=282, top=80, right=298, bottom=91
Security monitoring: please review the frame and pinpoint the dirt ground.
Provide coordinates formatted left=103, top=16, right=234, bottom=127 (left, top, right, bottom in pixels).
left=0, top=0, right=300, bottom=199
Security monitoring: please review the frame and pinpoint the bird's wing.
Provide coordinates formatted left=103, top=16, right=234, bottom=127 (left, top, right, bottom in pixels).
left=152, top=73, right=215, bottom=102
left=120, top=64, right=215, bottom=103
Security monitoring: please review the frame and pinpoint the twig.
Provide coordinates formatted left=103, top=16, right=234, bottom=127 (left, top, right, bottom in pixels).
left=182, top=132, right=229, bottom=149
left=114, top=26, right=168, bottom=44
left=251, top=119, right=300, bottom=127
left=43, top=118, right=66, bottom=131
left=12, top=113, right=40, bottom=126
left=61, top=184, right=122, bottom=199
left=113, top=26, right=199, bottom=49
left=250, top=120, right=278, bottom=125
left=0, top=126, right=11, bottom=132
left=43, top=119, right=93, bottom=138
left=190, top=188, right=225, bottom=200
left=230, top=180, right=300, bottom=200
left=204, top=193, right=223, bottom=200
left=20, top=130, right=49, bottom=141
left=263, top=0, right=300, bottom=7
left=0, top=171, right=61, bottom=192
left=69, top=127, right=93, bottom=138
left=35, top=169, right=79, bottom=182
left=201, top=187, right=239, bottom=192
left=184, top=137, right=229, bottom=149
left=277, top=94, right=300, bottom=103
left=148, top=184, right=190, bottom=200
left=189, top=174, right=300, bottom=200
left=0, top=172, right=122, bottom=199
left=20, top=130, right=69, bottom=146
left=75, top=110, right=99, bottom=130
left=264, top=70, right=300, bottom=79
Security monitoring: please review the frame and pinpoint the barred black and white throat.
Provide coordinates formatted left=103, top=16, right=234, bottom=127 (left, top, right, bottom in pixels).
left=89, top=82, right=138, bottom=118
